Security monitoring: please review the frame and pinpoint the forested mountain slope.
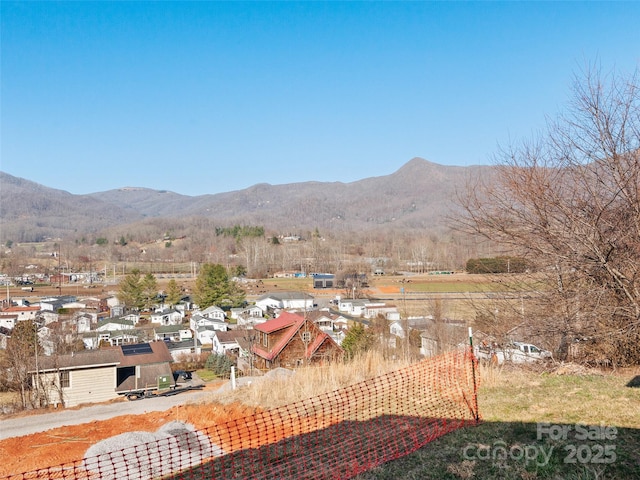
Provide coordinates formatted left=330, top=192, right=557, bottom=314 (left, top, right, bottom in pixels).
left=1, top=158, right=493, bottom=242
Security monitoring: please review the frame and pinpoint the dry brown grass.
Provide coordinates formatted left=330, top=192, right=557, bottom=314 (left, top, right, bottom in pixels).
left=0, top=391, right=20, bottom=414
left=204, top=349, right=417, bottom=410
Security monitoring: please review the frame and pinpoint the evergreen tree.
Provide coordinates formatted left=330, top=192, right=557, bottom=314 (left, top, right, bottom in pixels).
left=341, top=323, right=376, bottom=359
left=194, top=263, right=245, bottom=309
left=141, top=273, right=158, bottom=311
left=205, top=353, right=235, bottom=377
left=165, top=279, right=182, bottom=305
left=118, top=268, right=144, bottom=310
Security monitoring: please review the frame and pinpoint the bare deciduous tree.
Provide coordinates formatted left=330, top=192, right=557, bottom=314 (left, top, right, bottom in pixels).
left=457, top=67, right=640, bottom=366
left=1, top=319, right=41, bottom=409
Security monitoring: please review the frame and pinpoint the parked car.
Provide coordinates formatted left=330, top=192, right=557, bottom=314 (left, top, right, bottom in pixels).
left=172, top=370, right=193, bottom=382
left=476, top=341, right=552, bottom=365
left=506, top=342, right=552, bottom=363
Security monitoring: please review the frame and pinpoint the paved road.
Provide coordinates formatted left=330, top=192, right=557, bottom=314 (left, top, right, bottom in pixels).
left=0, top=376, right=267, bottom=441
left=0, top=385, right=219, bottom=441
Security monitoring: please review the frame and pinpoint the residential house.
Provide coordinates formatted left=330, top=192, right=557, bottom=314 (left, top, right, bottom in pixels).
left=121, top=313, right=141, bottom=324
left=96, top=317, right=136, bottom=332
left=61, top=300, right=92, bottom=311
left=389, top=320, right=407, bottom=339
left=75, top=296, right=103, bottom=312
left=35, top=324, right=52, bottom=355
left=198, top=305, right=226, bottom=321
left=165, top=339, right=202, bottom=360
left=386, top=317, right=467, bottom=356
left=364, top=304, right=400, bottom=321
left=420, top=332, right=439, bottom=357
left=189, top=314, right=228, bottom=333
left=338, top=299, right=370, bottom=317
left=212, top=330, right=250, bottom=356
left=85, top=317, right=144, bottom=348
left=236, top=315, right=267, bottom=328
left=154, top=325, right=192, bottom=343
left=39, top=310, right=60, bottom=325
left=0, top=314, right=18, bottom=330
left=388, top=317, right=435, bottom=340
left=29, top=341, right=174, bottom=407
left=0, top=305, right=40, bottom=322
left=305, top=310, right=347, bottom=333
left=273, top=271, right=305, bottom=278
left=304, top=310, right=350, bottom=344
left=251, top=311, right=343, bottom=370
left=59, top=312, right=98, bottom=333
left=107, top=330, right=144, bottom=346
left=230, top=304, right=265, bottom=327
left=110, top=304, right=126, bottom=318
left=195, top=325, right=222, bottom=350
left=103, top=295, right=121, bottom=310
left=230, top=305, right=263, bottom=321
left=66, top=312, right=98, bottom=334
left=173, top=299, right=193, bottom=316
left=81, top=331, right=111, bottom=350
left=149, top=308, right=183, bottom=326
left=332, top=314, right=349, bottom=331
left=255, top=292, right=315, bottom=314
left=39, top=296, right=83, bottom=312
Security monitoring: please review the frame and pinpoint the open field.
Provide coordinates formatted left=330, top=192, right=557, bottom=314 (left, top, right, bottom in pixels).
left=7, top=271, right=503, bottom=297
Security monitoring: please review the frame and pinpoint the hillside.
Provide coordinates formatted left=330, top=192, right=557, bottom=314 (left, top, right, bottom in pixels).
left=0, top=174, right=143, bottom=242
left=0, top=158, right=493, bottom=242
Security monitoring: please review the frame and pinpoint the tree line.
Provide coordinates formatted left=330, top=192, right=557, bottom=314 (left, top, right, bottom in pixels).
left=117, top=263, right=246, bottom=311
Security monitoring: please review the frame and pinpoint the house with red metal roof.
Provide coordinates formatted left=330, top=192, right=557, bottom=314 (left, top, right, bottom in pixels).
left=251, top=311, right=343, bottom=370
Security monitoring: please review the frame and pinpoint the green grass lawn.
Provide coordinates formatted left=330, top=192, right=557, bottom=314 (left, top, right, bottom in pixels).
left=355, top=366, right=640, bottom=480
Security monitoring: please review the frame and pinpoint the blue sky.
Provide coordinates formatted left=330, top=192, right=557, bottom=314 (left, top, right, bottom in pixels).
left=2, top=2, right=639, bottom=196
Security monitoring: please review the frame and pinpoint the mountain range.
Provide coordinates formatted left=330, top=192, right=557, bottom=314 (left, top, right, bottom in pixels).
left=0, top=158, right=493, bottom=242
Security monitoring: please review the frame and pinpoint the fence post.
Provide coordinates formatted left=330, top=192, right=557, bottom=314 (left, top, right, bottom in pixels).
left=469, top=327, right=480, bottom=423
left=231, top=366, right=236, bottom=390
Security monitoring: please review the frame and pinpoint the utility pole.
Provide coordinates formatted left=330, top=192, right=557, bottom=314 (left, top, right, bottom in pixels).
left=34, top=322, right=40, bottom=406
left=58, top=248, right=62, bottom=295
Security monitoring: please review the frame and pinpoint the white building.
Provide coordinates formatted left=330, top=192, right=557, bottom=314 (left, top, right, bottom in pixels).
left=149, top=308, right=184, bottom=326
left=255, top=292, right=315, bottom=313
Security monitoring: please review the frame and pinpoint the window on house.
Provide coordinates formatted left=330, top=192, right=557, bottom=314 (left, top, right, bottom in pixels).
left=301, top=332, right=311, bottom=342
left=263, top=332, right=268, bottom=347
left=59, top=370, right=70, bottom=388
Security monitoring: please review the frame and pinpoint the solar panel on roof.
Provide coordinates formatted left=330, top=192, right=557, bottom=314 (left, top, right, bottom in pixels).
left=121, top=343, right=153, bottom=356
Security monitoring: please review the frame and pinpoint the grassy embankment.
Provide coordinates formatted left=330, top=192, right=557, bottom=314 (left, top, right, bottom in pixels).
left=355, top=364, right=640, bottom=480
left=203, top=349, right=640, bottom=480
